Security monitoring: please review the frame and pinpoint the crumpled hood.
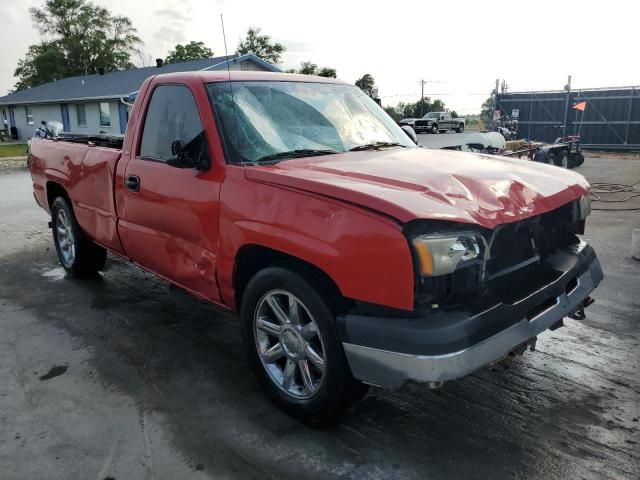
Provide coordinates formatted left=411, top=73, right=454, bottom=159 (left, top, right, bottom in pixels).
left=244, top=148, right=590, bottom=229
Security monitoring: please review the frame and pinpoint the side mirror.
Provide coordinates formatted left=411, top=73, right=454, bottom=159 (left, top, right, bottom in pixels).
left=168, top=139, right=194, bottom=169
left=440, top=115, right=445, bottom=120
left=171, top=139, right=183, bottom=156
left=167, top=138, right=210, bottom=171
left=401, top=125, right=418, bottom=145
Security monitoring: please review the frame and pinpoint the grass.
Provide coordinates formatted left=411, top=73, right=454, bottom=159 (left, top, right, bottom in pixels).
left=0, top=143, right=28, bottom=158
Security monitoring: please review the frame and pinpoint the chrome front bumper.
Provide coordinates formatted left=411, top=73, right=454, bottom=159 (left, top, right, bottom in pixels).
left=343, top=254, right=603, bottom=388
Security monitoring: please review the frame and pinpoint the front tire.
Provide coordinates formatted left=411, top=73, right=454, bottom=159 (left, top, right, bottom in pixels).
left=430, top=124, right=439, bottom=134
left=241, top=267, right=368, bottom=423
left=456, top=123, right=464, bottom=133
left=51, top=197, right=107, bottom=275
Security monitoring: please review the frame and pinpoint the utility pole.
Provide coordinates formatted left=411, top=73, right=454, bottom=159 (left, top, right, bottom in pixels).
left=420, top=79, right=426, bottom=117
left=562, top=75, right=572, bottom=138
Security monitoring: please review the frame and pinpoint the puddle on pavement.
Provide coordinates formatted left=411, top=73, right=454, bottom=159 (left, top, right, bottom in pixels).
left=40, top=266, right=66, bottom=281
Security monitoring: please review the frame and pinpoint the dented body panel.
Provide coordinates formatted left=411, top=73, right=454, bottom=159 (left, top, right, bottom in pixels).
left=245, top=149, right=590, bottom=228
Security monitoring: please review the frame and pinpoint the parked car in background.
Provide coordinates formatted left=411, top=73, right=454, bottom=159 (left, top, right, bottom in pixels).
left=398, top=117, right=418, bottom=129
left=28, top=71, right=602, bottom=423
left=414, top=111, right=465, bottom=134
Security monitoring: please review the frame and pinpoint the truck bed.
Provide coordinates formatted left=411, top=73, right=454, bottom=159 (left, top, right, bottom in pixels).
left=58, top=133, right=124, bottom=150
left=29, top=137, right=124, bottom=254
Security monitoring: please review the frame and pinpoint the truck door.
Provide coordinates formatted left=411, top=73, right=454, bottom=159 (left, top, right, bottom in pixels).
left=118, top=84, right=223, bottom=302
left=442, top=113, right=452, bottom=130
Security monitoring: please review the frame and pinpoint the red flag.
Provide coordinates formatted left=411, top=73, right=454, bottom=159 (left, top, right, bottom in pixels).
left=573, top=101, right=587, bottom=111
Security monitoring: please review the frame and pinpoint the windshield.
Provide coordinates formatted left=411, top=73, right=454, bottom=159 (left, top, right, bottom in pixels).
left=208, top=81, right=415, bottom=164
left=424, top=112, right=440, bottom=119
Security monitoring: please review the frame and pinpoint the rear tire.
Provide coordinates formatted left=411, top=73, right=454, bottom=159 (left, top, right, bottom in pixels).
left=555, top=150, right=569, bottom=168
left=571, top=152, right=585, bottom=168
left=51, top=197, right=107, bottom=276
left=241, top=267, right=368, bottom=423
left=546, top=151, right=556, bottom=165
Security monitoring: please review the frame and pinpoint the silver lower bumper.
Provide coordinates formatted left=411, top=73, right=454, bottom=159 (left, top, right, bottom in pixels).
left=343, top=257, right=603, bottom=388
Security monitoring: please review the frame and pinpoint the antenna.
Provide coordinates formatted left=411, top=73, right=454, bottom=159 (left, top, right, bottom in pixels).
left=220, top=14, right=241, bottom=158
left=220, top=14, right=233, bottom=85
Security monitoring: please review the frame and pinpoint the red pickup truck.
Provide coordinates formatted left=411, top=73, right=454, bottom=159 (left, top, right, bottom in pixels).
left=29, top=71, right=602, bottom=422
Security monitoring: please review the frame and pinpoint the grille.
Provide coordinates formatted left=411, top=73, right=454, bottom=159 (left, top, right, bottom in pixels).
left=414, top=202, right=580, bottom=309
left=485, top=203, right=577, bottom=279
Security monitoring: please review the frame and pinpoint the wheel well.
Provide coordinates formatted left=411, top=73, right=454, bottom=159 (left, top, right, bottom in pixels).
left=46, top=181, right=69, bottom=208
left=233, top=245, right=348, bottom=314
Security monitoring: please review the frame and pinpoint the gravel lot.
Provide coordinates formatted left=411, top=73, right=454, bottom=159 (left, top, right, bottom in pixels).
left=1, top=153, right=638, bottom=480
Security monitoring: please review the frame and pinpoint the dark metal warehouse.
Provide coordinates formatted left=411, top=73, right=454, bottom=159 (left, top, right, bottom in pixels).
left=496, top=85, right=640, bottom=150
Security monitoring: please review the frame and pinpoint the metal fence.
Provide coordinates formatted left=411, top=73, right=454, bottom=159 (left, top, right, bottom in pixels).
left=496, top=86, right=640, bottom=150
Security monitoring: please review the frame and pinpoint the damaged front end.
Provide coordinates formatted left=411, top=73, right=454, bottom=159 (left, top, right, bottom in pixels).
left=408, top=196, right=592, bottom=314
left=338, top=197, right=603, bottom=389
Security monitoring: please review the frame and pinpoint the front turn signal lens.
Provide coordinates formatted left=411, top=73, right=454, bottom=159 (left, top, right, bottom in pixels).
left=412, top=239, right=435, bottom=276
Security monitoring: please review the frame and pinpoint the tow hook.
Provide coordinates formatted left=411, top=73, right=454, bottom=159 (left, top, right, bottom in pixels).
left=490, top=337, right=537, bottom=371
left=569, top=296, right=595, bottom=320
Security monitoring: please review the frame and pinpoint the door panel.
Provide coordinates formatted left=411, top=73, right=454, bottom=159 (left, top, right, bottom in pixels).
left=120, top=160, right=221, bottom=301
left=118, top=84, right=222, bottom=302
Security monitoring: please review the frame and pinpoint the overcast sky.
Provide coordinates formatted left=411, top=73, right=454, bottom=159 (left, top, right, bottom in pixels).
left=1, top=0, right=638, bottom=113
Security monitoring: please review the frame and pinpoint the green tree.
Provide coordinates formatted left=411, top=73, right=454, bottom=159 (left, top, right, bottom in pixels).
left=317, top=67, right=336, bottom=78
left=236, top=27, right=285, bottom=64
left=480, top=97, right=494, bottom=123
left=432, top=99, right=446, bottom=112
left=14, top=43, right=67, bottom=91
left=383, top=106, right=401, bottom=122
left=14, top=0, right=141, bottom=90
left=165, top=41, right=213, bottom=64
left=298, top=61, right=317, bottom=75
left=291, top=62, right=337, bottom=78
left=355, top=73, right=375, bottom=96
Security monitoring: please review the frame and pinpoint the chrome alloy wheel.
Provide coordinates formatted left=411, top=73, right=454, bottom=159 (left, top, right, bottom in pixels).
left=254, top=290, right=326, bottom=399
left=55, top=209, right=76, bottom=266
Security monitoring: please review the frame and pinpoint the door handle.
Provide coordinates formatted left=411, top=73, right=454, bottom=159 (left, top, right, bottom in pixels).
left=126, top=175, right=140, bottom=192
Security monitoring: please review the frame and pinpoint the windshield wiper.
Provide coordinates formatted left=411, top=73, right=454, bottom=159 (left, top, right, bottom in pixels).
left=349, top=141, right=405, bottom=151
left=255, top=149, right=339, bottom=163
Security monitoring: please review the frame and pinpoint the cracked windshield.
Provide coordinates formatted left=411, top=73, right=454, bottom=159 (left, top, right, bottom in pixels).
left=208, top=81, right=414, bottom=163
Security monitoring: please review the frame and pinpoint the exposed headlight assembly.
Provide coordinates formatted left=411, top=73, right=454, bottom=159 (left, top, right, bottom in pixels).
left=412, top=233, right=488, bottom=276
left=574, top=195, right=591, bottom=220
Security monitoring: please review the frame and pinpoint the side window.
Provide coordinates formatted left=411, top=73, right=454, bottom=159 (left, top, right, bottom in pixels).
left=25, top=106, right=34, bottom=125
left=139, top=85, right=208, bottom=164
left=76, top=104, right=87, bottom=127
left=99, top=102, right=111, bottom=127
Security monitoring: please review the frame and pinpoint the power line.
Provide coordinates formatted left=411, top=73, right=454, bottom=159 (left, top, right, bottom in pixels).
left=380, top=92, right=489, bottom=98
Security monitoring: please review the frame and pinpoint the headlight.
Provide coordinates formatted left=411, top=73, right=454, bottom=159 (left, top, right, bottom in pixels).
left=412, top=233, right=487, bottom=276
left=574, top=195, right=591, bottom=220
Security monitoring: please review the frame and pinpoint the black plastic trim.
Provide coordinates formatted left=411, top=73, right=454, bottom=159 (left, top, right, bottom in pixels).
left=337, top=243, right=598, bottom=356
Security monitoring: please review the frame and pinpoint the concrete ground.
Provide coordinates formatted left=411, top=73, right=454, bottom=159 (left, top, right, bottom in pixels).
left=0, top=153, right=639, bottom=480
